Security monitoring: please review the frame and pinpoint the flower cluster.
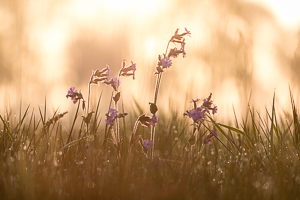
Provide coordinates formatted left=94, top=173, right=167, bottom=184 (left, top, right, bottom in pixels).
left=105, top=108, right=128, bottom=126
left=66, top=87, right=84, bottom=104
left=89, top=65, right=110, bottom=85
left=119, top=60, right=137, bottom=80
left=105, top=108, right=118, bottom=125
left=104, top=77, right=120, bottom=92
left=184, top=93, right=217, bottom=124
left=88, top=60, right=136, bottom=92
left=156, top=28, right=191, bottom=74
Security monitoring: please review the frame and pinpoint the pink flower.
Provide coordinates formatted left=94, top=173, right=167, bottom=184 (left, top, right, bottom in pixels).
left=138, top=114, right=158, bottom=128
left=185, top=27, right=191, bottom=36
left=143, top=139, right=153, bottom=150
left=168, top=48, right=182, bottom=58
left=66, top=87, right=83, bottom=104
left=150, top=114, right=158, bottom=127
left=212, top=106, right=218, bottom=115
left=201, top=93, right=218, bottom=115
left=119, top=60, right=137, bottom=80
left=187, top=108, right=206, bottom=123
left=105, top=108, right=118, bottom=125
left=90, top=65, right=110, bottom=84
left=161, top=56, right=172, bottom=68
left=104, top=77, right=120, bottom=91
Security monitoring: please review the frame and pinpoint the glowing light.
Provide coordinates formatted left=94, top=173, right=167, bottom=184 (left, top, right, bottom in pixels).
left=100, top=0, right=162, bottom=15
left=145, top=37, right=157, bottom=59
left=248, top=0, right=300, bottom=28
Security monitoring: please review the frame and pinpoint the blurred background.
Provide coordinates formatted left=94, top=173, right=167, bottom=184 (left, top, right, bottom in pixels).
left=1, top=0, right=300, bottom=122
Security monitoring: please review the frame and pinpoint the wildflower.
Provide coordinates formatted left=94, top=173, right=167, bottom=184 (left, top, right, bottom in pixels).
left=168, top=48, right=182, bottom=58
left=90, top=65, right=110, bottom=84
left=119, top=60, right=137, bottom=80
left=201, top=93, right=218, bottom=115
left=105, top=108, right=118, bottom=125
left=212, top=105, right=218, bottom=115
left=191, top=98, right=200, bottom=103
left=191, top=98, right=200, bottom=109
left=202, top=129, right=218, bottom=145
left=181, top=38, right=186, bottom=58
left=184, top=27, right=191, bottom=36
left=200, top=105, right=210, bottom=113
left=171, top=27, right=191, bottom=42
left=160, top=56, right=172, bottom=68
left=104, top=77, right=120, bottom=91
left=140, top=139, right=153, bottom=153
left=186, top=107, right=206, bottom=123
left=138, top=114, right=157, bottom=128
left=143, top=139, right=153, bottom=149
left=155, top=65, right=164, bottom=74
left=150, top=114, right=158, bottom=127
left=203, top=93, right=213, bottom=108
left=66, top=87, right=83, bottom=104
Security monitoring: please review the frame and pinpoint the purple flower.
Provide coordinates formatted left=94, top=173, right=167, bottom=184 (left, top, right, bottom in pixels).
left=66, top=87, right=82, bottom=104
left=212, top=105, right=218, bottom=115
left=143, top=139, right=153, bottom=150
left=168, top=48, right=182, bottom=58
left=200, top=105, right=210, bottom=113
left=191, top=98, right=200, bottom=103
left=161, top=56, right=172, bottom=68
left=138, top=114, right=158, bottom=128
left=150, top=114, right=158, bottom=127
left=185, top=27, right=191, bottom=36
left=203, top=97, right=213, bottom=108
left=181, top=38, right=186, bottom=58
left=90, top=65, right=110, bottom=84
left=105, top=108, right=118, bottom=125
left=202, top=129, right=218, bottom=145
left=187, top=108, right=206, bottom=123
left=119, top=60, right=137, bottom=80
left=104, top=77, right=120, bottom=91
left=202, top=134, right=213, bottom=145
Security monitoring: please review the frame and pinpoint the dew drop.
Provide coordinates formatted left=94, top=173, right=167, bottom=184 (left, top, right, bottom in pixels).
left=253, top=181, right=260, bottom=188
left=262, top=182, right=269, bottom=190
left=76, top=161, right=84, bottom=165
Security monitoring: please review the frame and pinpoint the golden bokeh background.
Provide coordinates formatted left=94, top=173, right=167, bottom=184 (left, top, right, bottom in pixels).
left=1, top=0, right=300, bottom=122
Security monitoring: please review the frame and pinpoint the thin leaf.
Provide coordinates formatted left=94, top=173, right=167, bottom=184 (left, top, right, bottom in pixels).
left=217, top=123, right=244, bottom=135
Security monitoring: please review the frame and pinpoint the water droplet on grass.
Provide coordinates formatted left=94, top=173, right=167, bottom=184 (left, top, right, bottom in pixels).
left=262, top=182, right=269, bottom=190
left=253, top=181, right=260, bottom=188
left=76, top=161, right=84, bottom=165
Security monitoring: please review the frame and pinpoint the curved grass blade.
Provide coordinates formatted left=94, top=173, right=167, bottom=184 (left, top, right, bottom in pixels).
left=61, top=136, right=89, bottom=150
left=217, top=123, right=244, bottom=135
left=0, top=115, right=14, bottom=140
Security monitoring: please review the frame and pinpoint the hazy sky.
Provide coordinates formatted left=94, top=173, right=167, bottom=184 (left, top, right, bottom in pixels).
left=1, top=0, right=300, bottom=121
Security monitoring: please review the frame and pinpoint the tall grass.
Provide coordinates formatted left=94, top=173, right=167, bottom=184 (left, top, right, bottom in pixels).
left=0, top=90, right=300, bottom=199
